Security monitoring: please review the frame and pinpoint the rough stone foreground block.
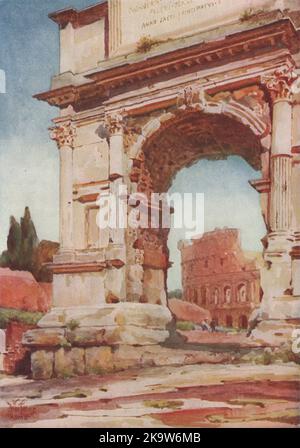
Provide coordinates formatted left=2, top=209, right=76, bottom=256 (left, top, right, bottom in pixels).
left=31, top=350, right=54, bottom=380
left=30, top=345, right=234, bottom=379
left=66, top=326, right=169, bottom=346
left=266, top=296, right=300, bottom=320
left=85, top=347, right=114, bottom=375
left=112, top=345, right=141, bottom=371
left=251, top=319, right=300, bottom=346
left=54, top=348, right=85, bottom=378
left=23, top=328, right=67, bottom=347
left=114, top=345, right=232, bottom=370
left=38, top=303, right=172, bottom=330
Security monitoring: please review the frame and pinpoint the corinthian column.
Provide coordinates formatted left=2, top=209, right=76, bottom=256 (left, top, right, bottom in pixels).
left=258, top=65, right=299, bottom=307
left=262, top=66, right=297, bottom=250
left=50, top=121, right=76, bottom=253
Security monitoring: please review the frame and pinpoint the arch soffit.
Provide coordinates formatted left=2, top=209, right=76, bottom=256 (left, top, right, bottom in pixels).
left=128, top=85, right=271, bottom=161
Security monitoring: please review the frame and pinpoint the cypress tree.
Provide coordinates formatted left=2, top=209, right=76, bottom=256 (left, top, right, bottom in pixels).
left=6, top=216, right=22, bottom=270
left=20, top=206, right=39, bottom=273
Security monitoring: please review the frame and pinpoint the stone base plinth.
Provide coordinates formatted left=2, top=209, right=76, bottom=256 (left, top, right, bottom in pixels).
left=35, top=302, right=171, bottom=330
left=23, top=303, right=173, bottom=379
left=251, top=319, right=300, bottom=347
left=262, top=296, right=300, bottom=320
left=24, top=325, right=169, bottom=348
left=28, top=344, right=233, bottom=380
left=250, top=295, right=300, bottom=346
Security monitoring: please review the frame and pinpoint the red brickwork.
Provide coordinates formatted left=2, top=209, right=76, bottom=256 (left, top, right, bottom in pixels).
left=3, top=321, right=36, bottom=375
left=0, top=269, right=52, bottom=313
left=179, top=228, right=261, bottom=329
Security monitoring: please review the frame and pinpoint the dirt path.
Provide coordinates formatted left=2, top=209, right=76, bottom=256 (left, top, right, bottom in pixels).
left=0, top=363, right=299, bottom=428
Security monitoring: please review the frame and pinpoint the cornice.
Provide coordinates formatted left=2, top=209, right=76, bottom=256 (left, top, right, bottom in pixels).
left=49, top=2, right=108, bottom=29
left=34, top=19, right=300, bottom=111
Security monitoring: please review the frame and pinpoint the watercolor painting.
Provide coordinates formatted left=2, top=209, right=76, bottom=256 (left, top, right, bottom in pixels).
left=0, top=0, right=300, bottom=429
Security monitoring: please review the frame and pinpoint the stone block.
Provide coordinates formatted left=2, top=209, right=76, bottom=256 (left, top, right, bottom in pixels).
left=112, top=345, right=143, bottom=371
left=31, top=350, right=54, bottom=380
left=54, top=348, right=85, bottom=378
left=105, top=266, right=126, bottom=301
left=143, top=269, right=167, bottom=306
left=39, top=303, right=172, bottom=330
left=23, top=329, right=67, bottom=347
left=142, top=119, right=160, bottom=138
left=251, top=319, right=300, bottom=346
left=113, top=326, right=169, bottom=345
left=85, top=347, right=114, bottom=375
left=66, top=325, right=169, bottom=346
left=66, top=328, right=106, bottom=346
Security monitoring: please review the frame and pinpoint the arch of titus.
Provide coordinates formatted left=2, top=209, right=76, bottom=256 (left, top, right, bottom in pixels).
left=24, top=0, right=300, bottom=378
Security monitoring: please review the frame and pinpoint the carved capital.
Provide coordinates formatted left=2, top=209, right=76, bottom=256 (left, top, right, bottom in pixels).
left=262, top=66, right=298, bottom=102
left=105, top=113, right=124, bottom=135
left=50, top=121, right=76, bottom=148
left=177, top=84, right=207, bottom=109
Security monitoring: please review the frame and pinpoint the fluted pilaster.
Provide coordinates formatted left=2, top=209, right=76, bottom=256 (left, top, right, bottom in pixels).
left=50, top=121, right=76, bottom=252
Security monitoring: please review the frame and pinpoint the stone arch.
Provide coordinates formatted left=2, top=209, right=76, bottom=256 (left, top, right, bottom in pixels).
left=201, top=286, right=208, bottom=306
left=239, top=315, right=248, bottom=329
left=213, top=287, right=220, bottom=305
left=237, top=283, right=248, bottom=303
left=129, top=85, right=270, bottom=163
left=126, top=84, right=269, bottom=307
left=128, top=96, right=269, bottom=197
left=224, top=285, right=232, bottom=304
left=226, top=315, right=233, bottom=328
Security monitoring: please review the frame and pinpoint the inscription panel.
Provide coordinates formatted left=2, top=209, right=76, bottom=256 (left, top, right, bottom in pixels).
left=109, top=0, right=272, bottom=55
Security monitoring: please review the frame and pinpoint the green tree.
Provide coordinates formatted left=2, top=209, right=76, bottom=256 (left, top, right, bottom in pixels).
left=0, top=207, right=39, bottom=275
left=168, top=289, right=183, bottom=299
left=6, top=216, right=22, bottom=269
left=20, top=206, right=39, bottom=274
left=0, top=207, right=58, bottom=282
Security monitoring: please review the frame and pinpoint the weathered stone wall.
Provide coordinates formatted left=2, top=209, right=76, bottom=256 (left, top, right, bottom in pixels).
left=4, top=321, right=36, bottom=375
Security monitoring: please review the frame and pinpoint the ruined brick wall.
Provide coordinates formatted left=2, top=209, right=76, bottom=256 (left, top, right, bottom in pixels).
left=0, top=269, right=52, bottom=313
left=3, top=321, right=36, bottom=375
left=180, top=228, right=261, bottom=328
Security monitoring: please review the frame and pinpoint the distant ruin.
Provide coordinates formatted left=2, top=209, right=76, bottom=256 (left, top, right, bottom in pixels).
left=179, top=228, right=262, bottom=329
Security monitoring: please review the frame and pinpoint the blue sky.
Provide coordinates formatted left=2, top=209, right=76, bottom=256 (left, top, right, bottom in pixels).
left=0, top=0, right=97, bottom=250
left=0, top=0, right=266, bottom=290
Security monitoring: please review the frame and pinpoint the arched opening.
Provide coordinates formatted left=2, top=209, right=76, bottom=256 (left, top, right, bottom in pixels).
left=238, top=283, right=247, bottom=303
left=226, top=315, right=233, bottom=328
left=224, top=286, right=232, bottom=304
left=131, top=102, right=266, bottom=336
left=213, top=287, right=219, bottom=305
left=201, top=286, right=207, bottom=306
left=194, top=289, right=198, bottom=305
left=239, top=315, right=248, bottom=329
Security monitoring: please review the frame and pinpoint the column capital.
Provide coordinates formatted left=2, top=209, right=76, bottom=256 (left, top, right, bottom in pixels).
left=105, top=113, right=124, bottom=135
left=261, top=65, right=298, bottom=103
left=50, top=121, right=76, bottom=148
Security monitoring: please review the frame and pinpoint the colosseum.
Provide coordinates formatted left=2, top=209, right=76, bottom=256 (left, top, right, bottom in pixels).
left=179, top=228, right=262, bottom=329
